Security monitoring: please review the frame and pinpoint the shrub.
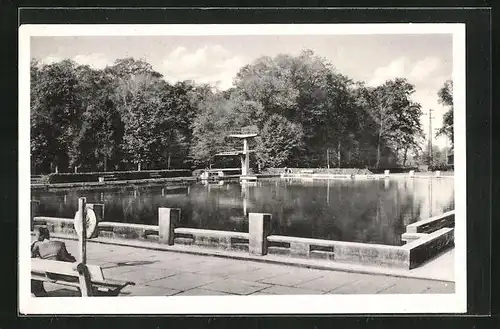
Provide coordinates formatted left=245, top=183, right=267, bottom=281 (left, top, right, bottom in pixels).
left=46, top=169, right=192, bottom=184
left=262, top=168, right=374, bottom=175
left=367, top=167, right=418, bottom=174
left=429, top=164, right=454, bottom=172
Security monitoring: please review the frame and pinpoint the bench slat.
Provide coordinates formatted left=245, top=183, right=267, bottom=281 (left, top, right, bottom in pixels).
left=32, top=259, right=105, bottom=281
left=32, top=272, right=132, bottom=290
left=31, top=259, right=135, bottom=296
left=31, top=274, right=81, bottom=288
left=91, top=278, right=135, bottom=288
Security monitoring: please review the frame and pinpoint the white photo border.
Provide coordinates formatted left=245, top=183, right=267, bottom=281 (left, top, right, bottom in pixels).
left=18, top=23, right=466, bottom=315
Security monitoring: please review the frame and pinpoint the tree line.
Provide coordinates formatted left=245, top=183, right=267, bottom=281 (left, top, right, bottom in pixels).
left=30, top=50, right=451, bottom=174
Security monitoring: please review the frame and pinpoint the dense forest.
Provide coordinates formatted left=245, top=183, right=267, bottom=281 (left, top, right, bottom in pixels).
left=30, top=50, right=452, bottom=174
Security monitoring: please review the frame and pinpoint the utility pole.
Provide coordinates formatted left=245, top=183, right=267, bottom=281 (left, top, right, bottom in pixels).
left=427, top=109, right=434, bottom=166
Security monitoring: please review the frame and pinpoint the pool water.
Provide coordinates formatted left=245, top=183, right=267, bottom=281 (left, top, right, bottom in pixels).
left=31, top=177, right=454, bottom=246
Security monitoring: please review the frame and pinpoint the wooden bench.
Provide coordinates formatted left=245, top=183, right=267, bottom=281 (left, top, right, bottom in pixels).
left=31, top=258, right=135, bottom=297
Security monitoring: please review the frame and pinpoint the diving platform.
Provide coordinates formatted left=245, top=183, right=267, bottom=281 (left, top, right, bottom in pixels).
left=220, top=129, right=259, bottom=176
left=240, top=175, right=258, bottom=183
left=216, top=150, right=255, bottom=156
left=228, top=133, right=258, bottom=139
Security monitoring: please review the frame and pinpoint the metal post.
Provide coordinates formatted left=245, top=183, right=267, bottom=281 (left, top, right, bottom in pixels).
left=76, top=263, right=93, bottom=297
left=78, top=197, right=87, bottom=264
left=428, top=109, right=434, bottom=166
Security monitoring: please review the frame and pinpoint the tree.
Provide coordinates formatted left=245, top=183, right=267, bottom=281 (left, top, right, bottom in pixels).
left=68, top=66, right=125, bottom=171
left=255, top=114, right=305, bottom=168
left=189, top=92, right=261, bottom=167
left=120, top=79, right=183, bottom=170
left=436, top=80, right=453, bottom=146
left=383, top=80, right=424, bottom=167
left=104, top=57, right=163, bottom=79
left=416, top=144, right=447, bottom=167
left=30, top=53, right=431, bottom=173
left=104, top=58, right=193, bottom=170
left=358, top=78, right=423, bottom=168
left=30, top=59, right=84, bottom=173
left=234, top=50, right=357, bottom=167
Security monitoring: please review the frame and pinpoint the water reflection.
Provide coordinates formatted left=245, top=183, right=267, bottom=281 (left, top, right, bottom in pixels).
left=32, top=178, right=454, bottom=246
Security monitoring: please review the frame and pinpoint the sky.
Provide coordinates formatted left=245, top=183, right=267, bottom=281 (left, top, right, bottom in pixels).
left=31, top=34, right=453, bottom=148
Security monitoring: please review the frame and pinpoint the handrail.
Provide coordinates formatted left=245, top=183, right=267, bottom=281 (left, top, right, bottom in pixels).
left=174, top=227, right=249, bottom=240
left=33, top=216, right=74, bottom=224
left=405, top=210, right=455, bottom=233
left=98, top=222, right=158, bottom=231
left=33, top=217, right=159, bottom=231
left=267, top=235, right=401, bottom=250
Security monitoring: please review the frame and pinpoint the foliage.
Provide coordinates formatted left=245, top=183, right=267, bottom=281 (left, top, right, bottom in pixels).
left=31, top=59, right=84, bottom=173
left=46, top=169, right=192, bottom=184
left=255, top=114, right=305, bottom=168
left=30, top=52, right=429, bottom=174
left=189, top=92, right=261, bottom=167
left=436, top=80, right=454, bottom=146
left=356, top=78, right=424, bottom=168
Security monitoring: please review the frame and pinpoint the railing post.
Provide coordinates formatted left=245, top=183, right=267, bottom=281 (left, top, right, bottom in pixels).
left=31, top=200, right=40, bottom=230
left=249, top=213, right=271, bottom=255
left=159, top=208, right=180, bottom=245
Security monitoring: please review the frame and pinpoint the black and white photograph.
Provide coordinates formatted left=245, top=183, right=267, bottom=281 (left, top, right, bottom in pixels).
left=19, top=23, right=466, bottom=314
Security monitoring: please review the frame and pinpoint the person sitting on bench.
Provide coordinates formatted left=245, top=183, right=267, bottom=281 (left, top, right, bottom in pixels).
left=31, top=227, right=77, bottom=296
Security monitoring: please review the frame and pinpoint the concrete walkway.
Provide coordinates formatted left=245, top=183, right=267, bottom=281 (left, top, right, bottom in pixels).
left=36, top=238, right=454, bottom=297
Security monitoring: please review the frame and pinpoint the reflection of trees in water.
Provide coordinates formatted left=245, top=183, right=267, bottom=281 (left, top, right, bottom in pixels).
left=32, top=178, right=453, bottom=245
left=342, top=180, right=421, bottom=245
left=187, top=183, right=248, bottom=232
left=412, top=179, right=455, bottom=220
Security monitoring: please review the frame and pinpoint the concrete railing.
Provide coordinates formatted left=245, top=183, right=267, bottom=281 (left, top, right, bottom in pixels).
left=404, top=211, right=455, bottom=234
left=31, top=201, right=455, bottom=270
left=402, top=227, right=454, bottom=269
left=266, top=235, right=408, bottom=268
left=173, top=228, right=249, bottom=251
left=280, top=170, right=453, bottom=180
left=280, top=173, right=385, bottom=180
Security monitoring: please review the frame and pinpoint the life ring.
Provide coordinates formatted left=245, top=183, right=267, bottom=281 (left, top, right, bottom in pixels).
left=74, top=207, right=98, bottom=239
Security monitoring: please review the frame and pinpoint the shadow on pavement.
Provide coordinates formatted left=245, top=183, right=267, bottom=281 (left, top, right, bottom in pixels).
left=102, top=260, right=158, bottom=269
left=43, top=288, right=81, bottom=297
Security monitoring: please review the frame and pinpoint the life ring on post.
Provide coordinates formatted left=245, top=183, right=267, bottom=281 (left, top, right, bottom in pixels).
left=74, top=207, right=99, bottom=239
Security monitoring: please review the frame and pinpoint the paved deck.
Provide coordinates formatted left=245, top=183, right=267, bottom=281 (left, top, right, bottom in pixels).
left=35, top=238, right=455, bottom=297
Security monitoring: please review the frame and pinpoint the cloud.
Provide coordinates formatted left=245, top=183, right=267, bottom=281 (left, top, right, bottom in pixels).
left=368, top=56, right=445, bottom=88
left=72, top=53, right=112, bottom=69
left=160, top=45, right=247, bottom=90
left=408, top=57, right=442, bottom=83
left=39, top=53, right=111, bottom=69
left=367, top=56, right=451, bottom=148
left=39, top=55, right=63, bottom=65
left=367, top=57, right=409, bottom=86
